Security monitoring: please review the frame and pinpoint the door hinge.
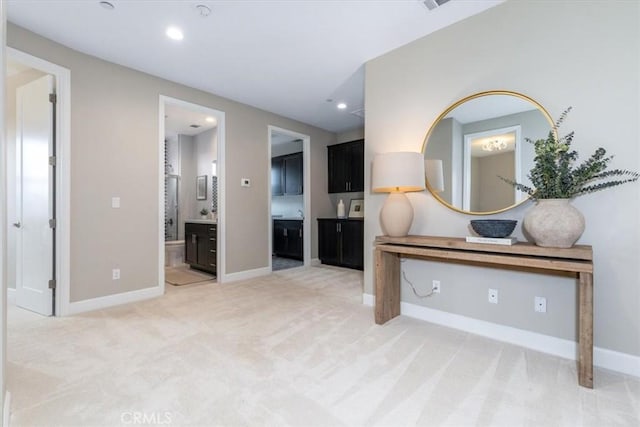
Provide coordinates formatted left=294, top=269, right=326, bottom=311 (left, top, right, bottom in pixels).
left=49, top=218, right=57, bottom=229
left=49, top=156, right=57, bottom=166
left=48, top=279, right=56, bottom=289
left=49, top=93, right=57, bottom=104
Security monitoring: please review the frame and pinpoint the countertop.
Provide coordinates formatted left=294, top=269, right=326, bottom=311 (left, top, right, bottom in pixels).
left=317, top=217, right=364, bottom=221
left=185, top=219, right=217, bottom=224
left=272, top=216, right=304, bottom=221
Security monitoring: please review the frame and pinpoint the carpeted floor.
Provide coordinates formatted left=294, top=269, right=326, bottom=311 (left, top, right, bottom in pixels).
left=7, top=266, right=640, bottom=426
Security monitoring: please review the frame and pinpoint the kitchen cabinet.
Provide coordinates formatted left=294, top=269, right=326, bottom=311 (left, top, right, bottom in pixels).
left=185, top=222, right=216, bottom=275
left=271, top=157, right=283, bottom=196
left=328, top=139, right=364, bottom=193
left=273, top=219, right=303, bottom=260
left=317, top=218, right=363, bottom=270
left=271, top=152, right=303, bottom=196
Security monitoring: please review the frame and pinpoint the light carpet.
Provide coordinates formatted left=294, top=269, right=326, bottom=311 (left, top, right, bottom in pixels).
left=165, top=266, right=216, bottom=286
left=7, top=266, right=640, bottom=426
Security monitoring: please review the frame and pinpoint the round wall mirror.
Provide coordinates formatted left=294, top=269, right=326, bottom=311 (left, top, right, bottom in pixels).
left=422, top=90, right=554, bottom=215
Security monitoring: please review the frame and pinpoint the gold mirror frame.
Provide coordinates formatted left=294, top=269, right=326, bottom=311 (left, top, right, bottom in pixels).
left=422, top=90, right=554, bottom=215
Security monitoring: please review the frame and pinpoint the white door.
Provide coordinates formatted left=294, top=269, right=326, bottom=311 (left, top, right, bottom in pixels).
left=15, top=75, right=55, bottom=316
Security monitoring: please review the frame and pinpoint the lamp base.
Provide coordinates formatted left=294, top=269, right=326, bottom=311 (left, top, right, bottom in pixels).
left=380, top=192, right=414, bottom=237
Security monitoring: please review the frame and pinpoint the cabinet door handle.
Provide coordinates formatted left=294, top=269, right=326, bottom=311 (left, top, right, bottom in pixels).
left=299, top=229, right=302, bottom=238
left=284, top=228, right=287, bottom=237
left=192, top=234, right=197, bottom=244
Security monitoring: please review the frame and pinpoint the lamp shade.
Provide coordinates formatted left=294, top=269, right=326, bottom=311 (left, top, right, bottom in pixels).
left=372, top=152, right=426, bottom=193
left=425, top=159, right=444, bottom=192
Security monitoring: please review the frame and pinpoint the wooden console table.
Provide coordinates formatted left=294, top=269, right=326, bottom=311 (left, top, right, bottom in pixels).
left=374, top=235, right=594, bottom=388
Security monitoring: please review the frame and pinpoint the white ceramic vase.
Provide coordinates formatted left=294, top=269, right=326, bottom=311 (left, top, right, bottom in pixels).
left=523, top=198, right=585, bottom=248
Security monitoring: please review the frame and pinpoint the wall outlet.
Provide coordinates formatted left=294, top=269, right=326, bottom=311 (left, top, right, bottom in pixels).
left=432, top=280, right=441, bottom=293
left=535, top=296, right=547, bottom=313
left=112, top=268, right=120, bottom=280
left=488, top=288, right=498, bottom=304
left=111, top=196, right=120, bottom=208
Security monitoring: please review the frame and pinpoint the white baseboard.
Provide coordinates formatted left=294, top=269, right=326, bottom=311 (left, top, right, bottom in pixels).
left=67, top=286, right=163, bottom=315
left=221, top=266, right=271, bottom=283
left=594, top=346, right=640, bottom=378
left=3, top=391, right=11, bottom=427
left=310, top=258, right=321, bottom=266
left=6, top=289, right=15, bottom=306
left=362, top=293, right=375, bottom=306
left=362, top=293, right=640, bottom=378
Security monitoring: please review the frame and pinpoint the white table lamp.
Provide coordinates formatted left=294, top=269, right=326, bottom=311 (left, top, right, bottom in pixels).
left=372, top=152, right=425, bottom=237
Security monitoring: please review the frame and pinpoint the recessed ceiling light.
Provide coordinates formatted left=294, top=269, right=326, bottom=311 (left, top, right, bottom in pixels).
left=99, top=1, right=115, bottom=10
left=166, top=26, right=184, bottom=41
left=337, top=102, right=347, bottom=110
left=205, top=117, right=215, bottom=123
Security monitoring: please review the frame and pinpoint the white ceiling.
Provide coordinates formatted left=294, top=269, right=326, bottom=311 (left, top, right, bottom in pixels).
left=164, top=103, right=217, bottom=137
left=7, top=0, right=503, bottom=133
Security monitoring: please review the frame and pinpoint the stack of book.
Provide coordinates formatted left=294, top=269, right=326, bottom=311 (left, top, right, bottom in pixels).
left=465, top=236, right=518, bottom=246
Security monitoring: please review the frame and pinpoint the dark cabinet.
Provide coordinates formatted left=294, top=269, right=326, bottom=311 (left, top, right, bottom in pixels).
left=284, top=153, right=303, bottom=195
left=271, top=157, right=283, bottom=196
left=273, top=219, right=303, bottom=260
left=317, top=218, right=363, bottom=270
left=184, top=222, right=217, bottom=275
left=328, top=140, right=364, bottom=193
left=271, top=152, right=303, bottom=196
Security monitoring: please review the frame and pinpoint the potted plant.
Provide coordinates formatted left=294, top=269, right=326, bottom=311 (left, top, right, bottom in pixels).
left=200, top=208, right=209, bottom=219
left=502, top=108, right=639, bottom=248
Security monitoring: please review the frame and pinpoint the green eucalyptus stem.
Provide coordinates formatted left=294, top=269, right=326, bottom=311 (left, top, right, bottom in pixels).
left=500, top=108, right=639, bottom=201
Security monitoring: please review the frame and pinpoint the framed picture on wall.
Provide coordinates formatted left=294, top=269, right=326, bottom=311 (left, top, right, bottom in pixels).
left=196, top=175, right=207, bottom=200
left=348, top=198, right=364, bottom=218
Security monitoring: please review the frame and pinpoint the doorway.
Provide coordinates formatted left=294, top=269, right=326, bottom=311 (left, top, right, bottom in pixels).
left=5, top=48, right=70, bottom=316
left=268, top=126, right=311, bottom=271
left=159, top=97, right=226, bottom=288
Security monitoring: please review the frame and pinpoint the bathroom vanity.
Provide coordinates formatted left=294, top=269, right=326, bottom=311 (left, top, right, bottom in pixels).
left=273, top=218, right=303, bottom=260
left=184, top=220, right=217, bottom=275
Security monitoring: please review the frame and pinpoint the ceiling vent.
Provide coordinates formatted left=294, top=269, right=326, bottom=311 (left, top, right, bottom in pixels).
left=350, top=108, right=365, bottom=119
left=190, top=124, right=201, bottom=129
left=421, top=0, right=450, bottom=11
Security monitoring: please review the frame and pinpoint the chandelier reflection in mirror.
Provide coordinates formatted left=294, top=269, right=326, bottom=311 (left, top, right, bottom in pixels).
left=482, top=139, right=508, bottom=152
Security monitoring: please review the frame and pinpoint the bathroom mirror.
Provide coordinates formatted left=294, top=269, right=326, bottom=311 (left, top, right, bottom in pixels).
left=196, top=175, right=207, bottom=200
left=422, top=90, right=554, bottom=215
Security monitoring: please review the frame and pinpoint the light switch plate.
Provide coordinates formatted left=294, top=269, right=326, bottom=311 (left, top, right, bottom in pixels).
left=241, top=178, right=250, bottom=187
left=112, top=197, right=120, bottom=208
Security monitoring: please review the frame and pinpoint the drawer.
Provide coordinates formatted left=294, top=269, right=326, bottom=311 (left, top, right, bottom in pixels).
left=208, top=252, right=217, bottom=267
left=208, top=225, right=217, bottom=236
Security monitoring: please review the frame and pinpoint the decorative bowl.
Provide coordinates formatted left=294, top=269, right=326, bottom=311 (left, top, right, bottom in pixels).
left=470, top=219, right=517, bottom=238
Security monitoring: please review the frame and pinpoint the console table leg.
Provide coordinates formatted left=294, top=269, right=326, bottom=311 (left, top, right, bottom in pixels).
left=578, top=271, right=594, bottom=388
left=375, top=249, right=400, bottom=324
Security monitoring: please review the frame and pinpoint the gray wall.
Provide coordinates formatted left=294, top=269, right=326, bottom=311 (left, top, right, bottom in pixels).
left=194, top=127, right=217, bottom=215
left=365, top=0, right=639, bottom=356
left=7, top=23, right=336, bottom=302
left=472, top=151, right=514, bottom=212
